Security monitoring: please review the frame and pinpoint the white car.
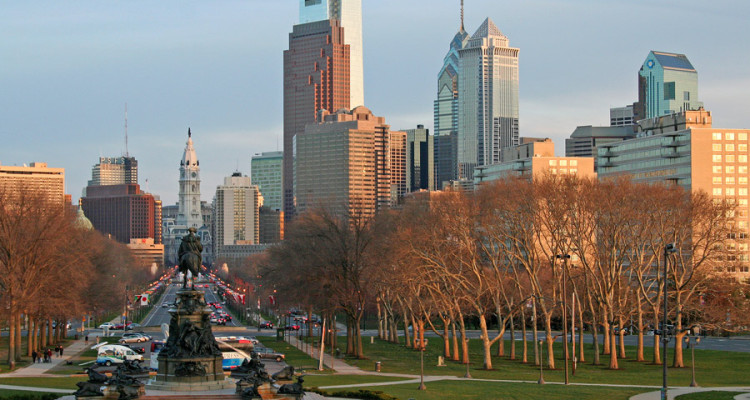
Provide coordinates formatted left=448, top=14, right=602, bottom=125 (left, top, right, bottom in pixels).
left=99, top=322, right=115, bottom=329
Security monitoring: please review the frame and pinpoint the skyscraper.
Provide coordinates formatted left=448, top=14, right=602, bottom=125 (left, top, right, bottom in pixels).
left=458, top=18, right=520, bottom=178
left=81, top=183, right=162, bottom=245
left=299, top=0, right=364, bottom=108
left=636, top=51, right=703, bottom=119
left=404, top=125, right=435, bottom=192
left=283, top=16, right=351, bottom=218
left=251, top=151, right=283, bottom=211
left=434, top=3, right=468, bottom=188
left=87, top=156, right=138, bottom=187
left=0, top=162, right=65, bottom=205
left=213, top=172, right=261, bottom=258
left=177, top=128, right=203, bottom=229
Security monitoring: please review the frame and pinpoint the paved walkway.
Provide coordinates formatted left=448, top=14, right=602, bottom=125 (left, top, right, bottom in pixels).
left=0, top=336, right=93, bottom=377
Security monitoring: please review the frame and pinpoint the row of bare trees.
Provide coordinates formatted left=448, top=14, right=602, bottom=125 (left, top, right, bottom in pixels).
left=259, top=175, right=750, bottom=370
left=0, top=186, right=152, bottom=368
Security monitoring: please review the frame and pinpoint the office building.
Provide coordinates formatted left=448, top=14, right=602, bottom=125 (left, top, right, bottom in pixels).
left=566, top=125, right=636, bottom=170
left=474, top=139, right=596, bottom=184
left=636, top=51, right=703, bottom=119
left=597, top=109, right=749, bottom=277
left=251, top=151, right=283, bottom=211
left=177, top=129, right=203, bottom=229
left=81, top=183, right=162, bottom=245
left=283, top=18, right=351, bottom=219
left=127, top=238, right=165, bottom=268
left=434, top=4, right=469, bottom=187
left=259, top=206, right=284, bottom=244
left=405, top=125, right=435, bottom=192
left=610, top=105, right=635, bottom=127
left=213, top=172, right=261, bottom=259
left=87, top=156, right=138, bottom=188
left=458, top=17, right=520, bottom=178
left=295, top=106, right=406, bottom=218
left=299, top=0, right=364, bottom=108
left=0, top=162, right=65, bottom=205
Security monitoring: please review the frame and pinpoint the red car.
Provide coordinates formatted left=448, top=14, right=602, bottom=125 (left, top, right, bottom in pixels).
left=284, top=325, right=300, bottom=331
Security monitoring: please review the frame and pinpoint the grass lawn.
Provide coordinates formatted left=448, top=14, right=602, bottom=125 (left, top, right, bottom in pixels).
left=0, top=336, right=73, bottom=374
left=0, top=389, right=62, bottom=399
left=0, top=377, right=80, bottom=390
left=340, top=337, right=750, bottom=388
left=675, top=391, right=749, bottom=400
left=319, top=380, right=651, bottom=400
left=46, top=336, right=121, bottom=375
left=256, top=337, right=333, bottom=374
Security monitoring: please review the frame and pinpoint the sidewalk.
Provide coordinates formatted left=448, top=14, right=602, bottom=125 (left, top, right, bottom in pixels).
left=629, top=387, right=750, bottom=400
left=0, top=337, right=91, bottom=377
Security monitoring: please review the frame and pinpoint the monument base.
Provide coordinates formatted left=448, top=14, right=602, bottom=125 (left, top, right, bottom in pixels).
left=146, top=376, right=235, bottom=392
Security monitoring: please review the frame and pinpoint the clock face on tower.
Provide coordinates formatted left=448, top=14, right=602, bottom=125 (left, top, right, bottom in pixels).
left=647, top=59, right=655, bottom=69
left=191, top=172, right=197, bottom=178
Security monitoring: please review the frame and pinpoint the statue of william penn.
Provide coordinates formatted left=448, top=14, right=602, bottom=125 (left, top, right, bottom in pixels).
left=178, top=227, right=203, bottom=289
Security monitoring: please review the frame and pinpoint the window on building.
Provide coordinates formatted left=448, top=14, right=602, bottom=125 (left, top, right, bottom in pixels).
left=740, top=155, right=748, bottom=163
left=727, top=155, right=736, bottom=163
left=560, top=160, right=568, bottom=166
left=713, top=155, right=722, bottom=163
left=663, top=82, right=676, bottom=100
left=740, top=166, right=748, bottom=174
left=727, top=144, right=735, bottom=152
left=739, top=144, right=748, bottom=152
left=713, top=133, right=722, bottom=140
left=684, top=91, right=690, bottom=101
left=739, top=133, right=747, bottom=141
left=570, top=168, right=577, bottom=174
left=727, top=188, right=736, bottom=196
left=713, top=144, right=722, bottom=151
left=727, top=133, right=736, bottom=140
left=740, top=177, right=748, bottom=185
left=713, top=166, right=722, bottom=173
left=713, top=188, right=723, bottom=196
left=740, top=188, right=749, bottom=196
left=727, top=177, right=736, bottom=184
left=727, top=166, right=736, bottom=173
left=714, top=177, right=723, bottom=184
left=570, top=160, right=578, bottom=166
left=549, top=160, right=557, bottom=166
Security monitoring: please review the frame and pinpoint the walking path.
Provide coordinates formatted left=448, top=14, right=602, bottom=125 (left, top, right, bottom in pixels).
left=0, top=336, right=92, bottom=377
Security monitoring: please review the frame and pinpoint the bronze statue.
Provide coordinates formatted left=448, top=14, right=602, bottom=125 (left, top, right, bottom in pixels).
left=178, top=227, right=203, bottom=289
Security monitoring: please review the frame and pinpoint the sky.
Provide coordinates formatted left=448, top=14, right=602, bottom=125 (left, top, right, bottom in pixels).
left=2, top=0, right=749, bottom=206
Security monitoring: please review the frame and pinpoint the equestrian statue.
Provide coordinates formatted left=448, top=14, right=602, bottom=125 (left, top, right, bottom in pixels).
left=178, top=227, right=203, bottom=289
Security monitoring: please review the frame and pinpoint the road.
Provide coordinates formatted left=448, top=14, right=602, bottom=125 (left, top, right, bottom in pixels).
left=140, top=281, right=241, bottom=328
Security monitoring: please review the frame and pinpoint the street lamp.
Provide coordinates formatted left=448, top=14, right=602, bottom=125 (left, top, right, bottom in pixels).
left=685, top=326, right=701, bottom=387
left=556, top=253, right=571, bottom=385
left=661, top=243, right=678, bottom=400
left=537, top=339, right=545, bottom=384
left=464, top=337, right=472, bottom=379
left=418, top=338, right=426, bottom=390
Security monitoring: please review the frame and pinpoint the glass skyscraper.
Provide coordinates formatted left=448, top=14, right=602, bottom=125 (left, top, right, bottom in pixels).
left=458, top=18, right=519, bottom=178
left=299, top=0, right=364, bottom=108
left=251, top=151, right=283, bottom=211
left=638, top=51, right=703, bottom=119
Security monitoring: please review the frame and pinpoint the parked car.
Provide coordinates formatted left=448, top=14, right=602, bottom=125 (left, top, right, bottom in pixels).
left=125, top=323, right=142, bottom=330
left=119, top=333, right=149, bottom=344
left=98, top=322, right=115, bottom=330
left=254, top=347, right=285, bottom=362
left=124, top=344, right=146, bottom=354
left=96, top=345, right=144, bottom=366
left=259, top=322, right=274, bottom=329
left=284, top=325, right=300, bottom=331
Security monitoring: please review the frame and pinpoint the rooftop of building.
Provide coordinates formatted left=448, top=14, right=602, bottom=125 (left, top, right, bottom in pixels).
left=651, top=50, right=696, bottom=72
left=570, top=125, right=636, bottom=138
left=471, top=18, right=505, bottom=40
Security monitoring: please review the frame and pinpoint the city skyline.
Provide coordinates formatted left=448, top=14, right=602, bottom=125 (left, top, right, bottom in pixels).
left=2, top=1, right=749, bottom=205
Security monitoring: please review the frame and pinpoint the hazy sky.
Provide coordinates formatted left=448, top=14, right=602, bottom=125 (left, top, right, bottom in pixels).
left=2, top=0, right=749, bottom=205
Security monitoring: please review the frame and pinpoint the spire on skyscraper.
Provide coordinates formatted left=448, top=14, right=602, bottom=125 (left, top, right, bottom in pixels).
left=461, top=0, right=465, bottom=31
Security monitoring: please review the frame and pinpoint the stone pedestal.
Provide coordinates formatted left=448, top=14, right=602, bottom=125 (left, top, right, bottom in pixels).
left=147, top=288, right=234, bottom=391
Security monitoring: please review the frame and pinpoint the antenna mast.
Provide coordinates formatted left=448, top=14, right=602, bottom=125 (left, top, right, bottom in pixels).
left=124, top=103, right=129, bottom=157
left=461, top=0, right=465, bottom=31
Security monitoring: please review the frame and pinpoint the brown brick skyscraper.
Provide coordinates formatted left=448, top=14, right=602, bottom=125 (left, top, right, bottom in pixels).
left=283, top=19, right=350, bottom=220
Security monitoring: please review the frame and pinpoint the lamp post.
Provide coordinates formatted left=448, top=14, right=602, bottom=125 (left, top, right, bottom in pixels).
left=418, top=338, right=426, bottom=390
left=661, top=243, right=677, bottom=400
left=556, top=253, right=571, bottom=385
left=464, top=337, right=472, bottom=379
left=537, top=339, right=545, bottom=384
left=685, top=326, right=700, bottom=387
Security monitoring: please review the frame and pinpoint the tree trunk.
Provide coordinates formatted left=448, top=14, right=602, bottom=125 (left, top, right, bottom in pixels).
left=411, top=315, right=419, bottom=349
left=15, top=313, right=22, bottom=361
left=495, top=307, right=504, bottom=357
left=401, top=304, right=411, bottom=349
left=47, top=317, right=53, bottom=345
left=442, top=319, right=451, bottom=359
left=602, top=318, right=610, bottom=355
left=636, top=297, right=645, bottom=362
left=27, top=317, right=34, bottom=357
left=618, top=315, right=626, bottom=359
left=376, top=301, right=383, bottom=339
left=544, top=314, right=555, bottom=370
left=608, top=328, right=619, bottom=370
left=451, top=321, right=459, bottom=361
left=345, top=318, right=354, bottom=356
left=458, top=315, right=469, bottom=364
left=672, top=302, right=685, bottom=368
left=318, top=318, right=326, bottom=371
left=509, top=313, right=516, bottom=360
left=479, top=314, right=493, bottom=370
left=40, top=319, right=47, bottom=349
left=521, top=308, right=528, bottom=363
left=591, top=321, right=601, bottom=365
left=8, top=311, right=16, bottom=369
left=355, top=314, right=364, bottom=359
left=577, top=299, right=585, bottom=363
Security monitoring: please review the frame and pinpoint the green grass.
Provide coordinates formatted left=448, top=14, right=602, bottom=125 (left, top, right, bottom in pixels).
left=0, top=389, right=63, bottom=399
left=675, top=391, right=749, bottom=400
left=0, top=377, right=80, bottom=390
left=303, top=374, right=411, bottom=387
left=340, top=337, right=750, bottom=388
left=256, top=337, right=333, bottom=373
left=322, top=380, right=650, bottom=400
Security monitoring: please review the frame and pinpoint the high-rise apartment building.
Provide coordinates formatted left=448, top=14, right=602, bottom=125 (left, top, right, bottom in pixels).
left=458, top=18, right=520, bottom=178
left=283, top=17, right=351, bottom=218
left=404, top=125, right=435, bottom=192
left=434, top=7, right=469, bottom=187
left=0, top=162, right=65, bottom=205
left=610, top=105, right=635, bottom=127
left=87, top=156, right=138, bottom=188
left=636, top=51, right=703, bottom=120
left=565, top=125, right=636, bottom=171
left=177, top=129, right=203, bottom=229
left=597, top=109, right=750, bottom=277
left=295, top=107, right=406, bottom=218
left=299, top=0, right=364, bottom=108
left=213, top=173, right=261, bottom=258
left=251, top=151, right=283, bottom=211
left=81, top=183, right=162, bottom=245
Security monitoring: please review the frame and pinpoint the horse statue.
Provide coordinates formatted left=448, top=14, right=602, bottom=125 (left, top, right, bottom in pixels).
left=178, top=227, right=203, bottom=289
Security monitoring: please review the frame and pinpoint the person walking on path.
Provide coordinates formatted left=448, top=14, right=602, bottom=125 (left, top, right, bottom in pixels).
left=31, top=350, right=37, bottom=364
left=59, top=346, right=63, bottom=357
left=46, top=348, right=52, bottom=363
left=85, top=335, right=89, bottom=345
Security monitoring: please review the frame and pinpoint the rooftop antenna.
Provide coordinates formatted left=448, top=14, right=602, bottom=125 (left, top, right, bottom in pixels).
left=124, top=103, right=129, bottom=157
left=460, top=0, right=464, bottom=31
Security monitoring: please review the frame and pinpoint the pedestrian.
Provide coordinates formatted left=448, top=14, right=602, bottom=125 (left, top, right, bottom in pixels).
left=54, top=345, right=59, bottom=357
left=85, top=334, right=89, bottom=345
left=59, top=346, right=64, bottom=357
left=46, top=348, right=52, bottom=363
left=31, top=350, right=37, bottom=364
